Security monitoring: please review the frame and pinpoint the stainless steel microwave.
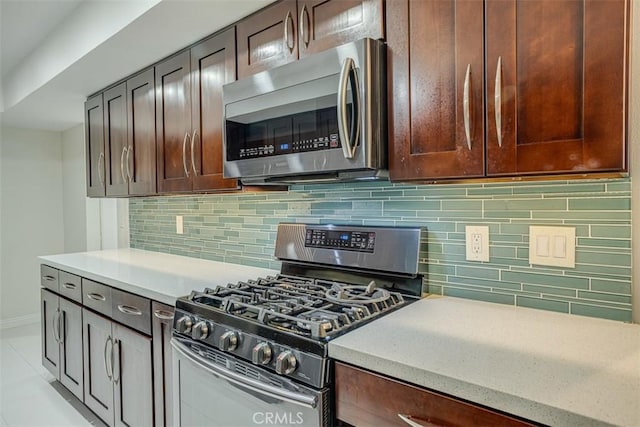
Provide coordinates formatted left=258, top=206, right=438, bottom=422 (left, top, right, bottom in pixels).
left=222, top=38, right=387, bottom=185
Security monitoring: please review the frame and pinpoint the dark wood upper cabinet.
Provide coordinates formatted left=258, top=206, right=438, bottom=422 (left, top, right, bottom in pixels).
left=388, top=0, right=485, bottom=181
left=85, top=94, right=106, bottom=197
left=127, top=69, right=157, bottom=196
left=237, top=0, right=383, bottom=78
left=298, top=0, right=384, bottom=58
left=236, top=0, right=298, bottom=79
left=486, top=0, right=628, bottom=175
left=388, top=0, right=628, bottom=181
left=191, top=28, right=240, bottom=192
left=155, top=50, right=192, bottom=193
left=103, top=83, right=128, bottom=197
left=156, top=29, right=240, bottom=194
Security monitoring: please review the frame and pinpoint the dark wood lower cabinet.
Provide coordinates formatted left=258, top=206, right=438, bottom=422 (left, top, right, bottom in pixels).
left=335, top=362, right=537, bottom=427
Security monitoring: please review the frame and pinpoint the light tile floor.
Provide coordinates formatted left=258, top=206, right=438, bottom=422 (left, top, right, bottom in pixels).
left=0, top=322, right=105, bottom=426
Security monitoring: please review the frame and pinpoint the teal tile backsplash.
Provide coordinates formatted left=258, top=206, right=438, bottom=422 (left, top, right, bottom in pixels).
left=129, top=178, right=632, bottom=322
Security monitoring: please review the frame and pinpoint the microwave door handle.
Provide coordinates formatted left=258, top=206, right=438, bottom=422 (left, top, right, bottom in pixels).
left=337, top=57, right=360, bottom=159
left=171, top=338, right=318, bottom=409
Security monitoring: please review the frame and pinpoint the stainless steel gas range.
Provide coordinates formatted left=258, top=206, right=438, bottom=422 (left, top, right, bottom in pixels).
left=171, top=223, right=424, bottom=426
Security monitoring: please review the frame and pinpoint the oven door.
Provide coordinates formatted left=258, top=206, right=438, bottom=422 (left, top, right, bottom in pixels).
left=171, top=337, right=329, bottom=427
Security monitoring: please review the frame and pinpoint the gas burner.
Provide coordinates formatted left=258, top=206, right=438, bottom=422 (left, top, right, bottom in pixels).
left=324, top=281, right=392, bottom=305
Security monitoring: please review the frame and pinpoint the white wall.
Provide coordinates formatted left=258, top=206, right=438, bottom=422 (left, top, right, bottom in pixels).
left=61, top=124, right=87, bottom=253
left=0, top=126, right=64, bottom=325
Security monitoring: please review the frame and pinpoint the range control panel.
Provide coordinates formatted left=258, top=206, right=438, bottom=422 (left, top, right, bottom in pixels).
left=305, top=228, right=376, bottom=253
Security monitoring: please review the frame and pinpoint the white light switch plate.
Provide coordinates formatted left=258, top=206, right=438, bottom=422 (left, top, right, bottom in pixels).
left=465, top=225, right=489, bottom=262
left=529, top=226, right=575, bottom=268
left=176, top=215, right=184, bottom=234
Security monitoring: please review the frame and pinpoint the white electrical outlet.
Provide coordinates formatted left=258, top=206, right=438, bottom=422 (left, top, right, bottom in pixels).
left=466, top=225, right=489, bottom=262
left=176, top=215, right=184, bottom=234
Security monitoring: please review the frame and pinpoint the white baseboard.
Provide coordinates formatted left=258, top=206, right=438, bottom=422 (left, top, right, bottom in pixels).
left=0, top=313, right=40, bottom=330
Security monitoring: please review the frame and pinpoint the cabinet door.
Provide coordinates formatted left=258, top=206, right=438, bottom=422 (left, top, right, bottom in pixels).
left=156, top=51, right=193, bottom=193
left=152, top=302, right=174, bottom=427
left=59, top=298, right=84, bottom=401
left=387, top=0, right=484, bottom=181
left=113, top=323, right=153, bottom=427
left=237, top=0, right=298, bottom=78
left=191, top=29, right=240, bottom=192
left=127, top=69, right=157, bottom=196
left=104, top=83, right=129, bottom=197
left=85, top=94, right=106, bottom=197
left=41, top=289, right=60, bottom=379
left=335, top=362, right=535, bottom=426
left=298, top=0, right=384, bottom=58
left=486, top=0, right=628, bottom=175
left=83, top=309, right=114, bottom=426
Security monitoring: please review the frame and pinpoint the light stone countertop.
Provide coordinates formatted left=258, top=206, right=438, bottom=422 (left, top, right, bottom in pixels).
left=39, top=248, right=279, bottom=305
left=328, top=296, right=640, bottom=427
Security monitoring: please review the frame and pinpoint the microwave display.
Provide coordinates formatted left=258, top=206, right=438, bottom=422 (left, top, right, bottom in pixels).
left=226, top=105, right=354, bottom=161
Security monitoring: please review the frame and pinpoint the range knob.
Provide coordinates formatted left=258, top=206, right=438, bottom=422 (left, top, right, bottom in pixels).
left=275, top=351, right=297, bottom=375
left=191, top=321, right=210, bottom=340
left=175, top=316, right=193, bottom=334
left=252, top=342, right=273, bottom=365
left=219, top=330, right=239, bottom=351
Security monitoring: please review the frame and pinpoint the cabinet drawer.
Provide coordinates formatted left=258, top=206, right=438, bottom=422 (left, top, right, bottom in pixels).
left=58, top=271, right=82, bottom=303
left=41, top=265, right=59, bottom=292
left=112, top=289, right=151, bottom=335
left=335, top=362, right=536, bottom=427
left=82, top=279, right=112, bottom=317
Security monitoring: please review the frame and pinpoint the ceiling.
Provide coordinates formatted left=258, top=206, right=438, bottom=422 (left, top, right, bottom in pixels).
left=0, top=0, right=273, bottom=131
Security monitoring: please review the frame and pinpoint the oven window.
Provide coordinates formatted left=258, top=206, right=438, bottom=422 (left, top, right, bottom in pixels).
left=225, top=74, right=354, bottom=161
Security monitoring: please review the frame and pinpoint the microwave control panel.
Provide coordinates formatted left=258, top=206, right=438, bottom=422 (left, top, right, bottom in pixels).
left=236, top=134, right=340, bottom=160
left=305, top=228, right=375, bottom=253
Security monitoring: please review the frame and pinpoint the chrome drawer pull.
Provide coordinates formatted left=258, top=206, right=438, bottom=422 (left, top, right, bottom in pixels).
left=43, top=275, right=56, bottom=281
left=398, top=414, right=433, bottom=427
left=62, top=282, right=76, bottom=290
left=87, top=292, right=106, bottom=301
left=494, top=56, right=503, bottom=148
left=153, top=310, right=174, bottom=321
left=118, top=304, right=143, bottom=316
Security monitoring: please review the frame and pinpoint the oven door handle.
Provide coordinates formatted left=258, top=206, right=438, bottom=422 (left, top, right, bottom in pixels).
left=171, top=339, right=318, bottom=409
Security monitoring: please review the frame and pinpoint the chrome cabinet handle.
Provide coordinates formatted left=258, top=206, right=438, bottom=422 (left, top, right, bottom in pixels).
left=120, top=146, right=127, bottom=183
left=154, top=310, right=174, bottom=321
left=398, top=414, right=434, bottom=427
left=58, top=311, right=65, bottom=345
left=52, top=310, right=61, bottom=343
left=463, top=63, right=472, bottom=151
left=190, top=130, right=198, bottom=175
left=126, top=145, right=133, bottom=182
left=494, top=56, right=503, bottom=148
left=299, top=4, right=310, bottom=49
left=62, top=282, right=76, bottom=290
left=98, top=152, right=105, bottom=186
left=43, top=275, right=56, bottom=282
left=104, top=336, right=113, bottom=381
left=117, top=304, right=143, bottom=316
left=112, top=339, right=121, bottom=385
left=337, top=57, right=361, bottom=159
left=284, top=11, right=295, bottom=53
left=182, top=132, right=190, bottom=177
left=87, top=292, right=106, bottom=301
